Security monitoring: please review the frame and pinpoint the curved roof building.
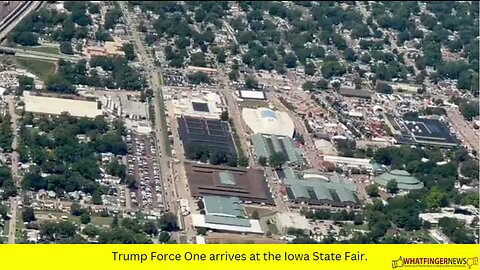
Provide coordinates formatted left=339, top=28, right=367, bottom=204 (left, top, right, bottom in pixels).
left=242, top=107, right=295, bottom=137
left=373, top=169, right=424, bottom=190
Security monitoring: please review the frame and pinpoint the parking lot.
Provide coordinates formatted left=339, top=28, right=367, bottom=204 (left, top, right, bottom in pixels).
left=126, top=132, right=164, bottom=210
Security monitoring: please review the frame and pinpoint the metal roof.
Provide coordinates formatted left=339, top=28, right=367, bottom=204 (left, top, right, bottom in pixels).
left=282, top=167, right=358, bottom=204
left=373, top=170, right=424, bottom=190
left=203, top=196, right=245, bottom=218
left=251, top=133, right=304, bottom=164
left=218, top=171, right=236, bottom=186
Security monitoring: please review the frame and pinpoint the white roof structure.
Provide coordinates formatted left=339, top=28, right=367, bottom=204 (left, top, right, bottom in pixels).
left=191, top=214, right=263, bottom=234
left=275, top=212, right=311, bottom=235
left=173, top=91, right=223, bottom=119
left=242, top=107, right=295, bottom=138
left=24, top=92, right=102, bottom=118
left=238, top=90, right=267, bottom=100
left=323, top=155, right=373, bottom=169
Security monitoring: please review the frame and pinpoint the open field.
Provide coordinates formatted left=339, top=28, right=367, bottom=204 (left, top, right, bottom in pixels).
left=17, top=45, right=60, bottom=55
left=15, top=57, right=56, bottom=81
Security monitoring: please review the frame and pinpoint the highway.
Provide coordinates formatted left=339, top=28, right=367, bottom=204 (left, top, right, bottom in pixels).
left=0, top=1, right=43, bottom=43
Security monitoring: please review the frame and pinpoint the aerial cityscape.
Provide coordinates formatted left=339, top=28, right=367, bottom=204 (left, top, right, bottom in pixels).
left=0, top=1, right=478, bottom=245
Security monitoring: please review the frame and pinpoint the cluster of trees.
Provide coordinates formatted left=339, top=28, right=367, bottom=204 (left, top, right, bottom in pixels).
left=36, top=210, right=179, bottom=244
left=302, top=209, right=364, bottom=224
left=438, top=217, right=476, bottom=244
left=9, top=1, right=99, bottom=46
left=46, top=56, right=146, bottom=93
left=373, top=145, right=478, bottom=209
left=89, top=56, right=146, bottom=90
left=187, top=72, right=210, bottom=84
left=0, top=165, right=17, bottom=199
left=185, top=144, right=237, bottom=167
left=19, top=114, right=127, bottom=199
left=0, top=113, right=13, bottom=152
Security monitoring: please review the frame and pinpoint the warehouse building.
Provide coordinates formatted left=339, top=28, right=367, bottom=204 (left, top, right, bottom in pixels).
left=191, top=195, right=263, bottom=234
left=385, top=114, right=458, bottom=148
left=251, top=133, right=304, bottom=166
left=373, top=170, right=424, bottom=190
left=242, top=107, right=295, bottom=138
left=280, top=167, right=360, bottom=208
left=23, top=92, right=102, bottom=118
left=177, top=116, right=237, bottom=156
left=185, top=163, right=274, bottom=205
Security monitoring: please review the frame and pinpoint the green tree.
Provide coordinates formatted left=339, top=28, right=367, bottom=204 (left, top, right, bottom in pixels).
left=143, top=221, right=158, bottom=236
left=59, top=42, right=74, bottom=55
left=22, top=207, right=36, bottom=223
left=426, top=186, right=448, bottom=210
left=258, top=156, right=267, bottom=166
left=18, top=76, right=35, bottom=91
left=80, top=213, right=91, bottom=224
left=122, top=43, right=135, bottom=61
left=220, top=111, right=229, bottom=122
left=158, top=213, right=178, bottom=232
left=159, top=231, right=171, bottom=242
left=366, top=184, right=379, bottom=197
left=269, top=152, right=288, bottom=168
left=386, top=179, right=399, bottom=194
left=251, top=210, right=260, bottom=220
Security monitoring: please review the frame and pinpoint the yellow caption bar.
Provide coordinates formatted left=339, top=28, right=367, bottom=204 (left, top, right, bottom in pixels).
left=0, top=244, right=478, bottom=270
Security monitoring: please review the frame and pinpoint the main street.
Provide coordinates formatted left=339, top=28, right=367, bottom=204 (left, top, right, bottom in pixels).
left=7, top=97, right=19, bottom=244
left=118, top=2, right=197, bottom=242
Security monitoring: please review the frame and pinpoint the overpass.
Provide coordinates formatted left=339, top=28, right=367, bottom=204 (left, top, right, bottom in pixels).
left=0, top=1, right=43, bottom=43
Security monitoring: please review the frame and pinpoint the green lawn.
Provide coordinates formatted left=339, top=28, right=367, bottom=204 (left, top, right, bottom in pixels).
left=18, top=45, right=60, bottom=55
left=34, top=211, right=113, bottom=227
left=15, top=57, right=56, bottom=81
left=343, top=223, right=369, bottom=232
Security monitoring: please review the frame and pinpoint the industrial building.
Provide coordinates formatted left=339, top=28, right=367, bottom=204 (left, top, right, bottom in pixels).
left=23, top=92, right=102, bottom=118
left=185, top=163, right=274, bottom=205
left=250, top=133, right=304, bottom=166
left=242, top=107, right=295, bottom=138
left=177, top=116, right=237, bottom=156
left=280, top=167, right=360, bottom=208
left=191, top=195, right=263, bottom=234
left=172, top=90, right=224, bottom=119
left=275, top=212, right=311, bottom=235
left=237, top=90, right=267, bottom=100
left=373, top=170, right=424, bottom=190
left=385, top=114, right=458, bottom=148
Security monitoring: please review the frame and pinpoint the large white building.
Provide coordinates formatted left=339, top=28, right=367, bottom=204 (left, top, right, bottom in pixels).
left=23, top=92, right=102, bottom=118
left=242, top=107, right=295, bottom=138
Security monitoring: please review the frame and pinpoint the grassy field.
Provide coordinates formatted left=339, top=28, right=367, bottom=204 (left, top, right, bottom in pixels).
left=16, top=57, right=56, bottom=81
left=34, top=211, right=113, bottom=227
left=343, top=223, right=369, bottom=232
left=18, top=45, right=60, bottom=54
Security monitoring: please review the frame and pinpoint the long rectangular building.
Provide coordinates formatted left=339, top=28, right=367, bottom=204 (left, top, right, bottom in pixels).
left=24, top=92, right=102, bottom=118
left=185, top=163, right=274, bottom=205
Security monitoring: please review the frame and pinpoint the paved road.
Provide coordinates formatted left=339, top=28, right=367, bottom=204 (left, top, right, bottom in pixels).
left=446, top=108, right=480, bottom=154
left=217, top=68, right=254, bottom=166
left=0, top=1, right=40, bottom=42
left=119, top=2, right=197, bottom=242
left=7, top=97, right=19, bottom=244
